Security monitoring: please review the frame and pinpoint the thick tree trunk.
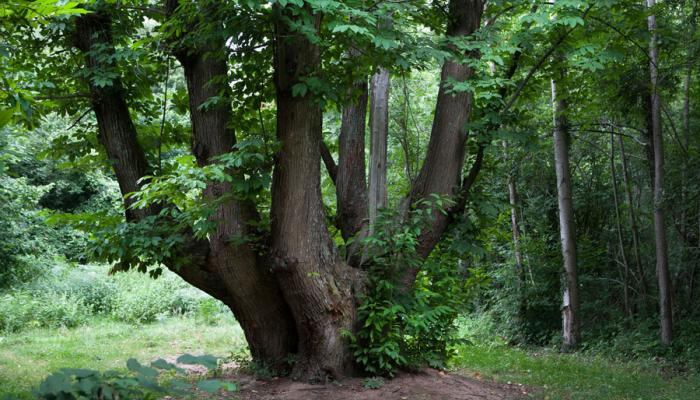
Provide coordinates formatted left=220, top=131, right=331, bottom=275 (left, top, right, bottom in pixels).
left=646, top=0, right=673, bottom=345
left=272, top=8, right=361, bottom=381
left=400, top=0, right=484, bottom=290
left=551, top=73, right=580, bottom=352
left=77, top=7, right=297, bottom=368
left=368, top=69, right=390, bottom=232
left=174, top=47, right=297, bottom=366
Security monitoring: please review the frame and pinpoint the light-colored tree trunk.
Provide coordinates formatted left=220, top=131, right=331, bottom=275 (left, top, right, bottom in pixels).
left=551, top=72, right=580, bottom=352
left=646, top=0, right=673, bottom=345
left=368, top=68, right=390, bottom=232
left=504, top=142, right=527, bottom=323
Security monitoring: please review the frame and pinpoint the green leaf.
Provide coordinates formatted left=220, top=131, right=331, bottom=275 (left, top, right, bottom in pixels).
left=196, top=379, right=238, bottom=393
left=176, top=354, right=218, bottom=370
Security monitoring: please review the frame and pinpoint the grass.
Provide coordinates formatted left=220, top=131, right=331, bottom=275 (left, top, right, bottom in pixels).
left=452, top=344, right=700, bottom=400
left=2, top=317, right=700, bottom=399
left=0, top=317, right=247, bottom=399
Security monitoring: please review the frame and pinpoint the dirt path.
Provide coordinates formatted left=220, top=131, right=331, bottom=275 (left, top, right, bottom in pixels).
left=226, top=369, right=530, bottom=400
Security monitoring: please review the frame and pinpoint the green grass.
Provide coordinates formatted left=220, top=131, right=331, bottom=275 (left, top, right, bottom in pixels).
left=452, top=344, right=700, bottom=400
left=0, top=317, right=246, bottom=399
left=2, top=317, right=700, bottom=400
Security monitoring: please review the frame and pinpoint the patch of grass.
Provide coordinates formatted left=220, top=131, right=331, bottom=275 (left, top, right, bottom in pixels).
left=452, top=344, right=700, bottom=400
left=0, top=317, right=246, bottom=399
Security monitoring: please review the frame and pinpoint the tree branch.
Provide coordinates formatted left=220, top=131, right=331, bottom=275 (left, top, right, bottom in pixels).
left=320, top=141, right=338, bottom=184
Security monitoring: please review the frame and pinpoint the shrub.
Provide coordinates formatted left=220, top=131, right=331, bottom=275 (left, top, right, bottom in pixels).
left=109, top=270, right=201, bottom=323
left=0, top=290, right=88, bottom=333
left=350, top=198, right=486, bottom=376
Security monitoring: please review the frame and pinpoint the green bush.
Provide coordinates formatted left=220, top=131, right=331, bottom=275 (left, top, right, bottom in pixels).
left=109, top=270, right=201, bottom=324
left=350, top=198, right=486, bottom=376
left=0, top=290, right=88, bottom=333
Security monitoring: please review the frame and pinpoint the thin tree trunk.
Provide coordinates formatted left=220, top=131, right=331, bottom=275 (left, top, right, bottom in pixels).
left=618, top=135, right=648, bottom=308
left=647, top=0, right=673, bottom=345
left=551, top=72, right=580, bottom=352
left=504, top=142, right=527, bottom=324
left=610, top=132, right=632, bottom=317
left=368, top=69, right=390, bottom=233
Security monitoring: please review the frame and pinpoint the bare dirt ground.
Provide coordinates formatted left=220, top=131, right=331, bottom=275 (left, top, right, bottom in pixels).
left=164, top=355, right=532, bottom=400
left=222, top=369, right=531, bottom=400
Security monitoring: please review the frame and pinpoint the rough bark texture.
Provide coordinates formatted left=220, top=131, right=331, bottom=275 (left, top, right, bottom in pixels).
left=337, top=78, right=369, bottom=242
left=172, top=29, right=297, bottom=365
left=76, top=6, right=297, bottom=368
left=551, top=73, right=580, bottom=352
left=647, top=0, right=673, bottom=345
left=272, top=8, right=361, bottom=380
left=73, top=13, right=154, bottom=223
left=368, top=69, right=390, bottom=232
left=400, top=0, right=484, bottom=290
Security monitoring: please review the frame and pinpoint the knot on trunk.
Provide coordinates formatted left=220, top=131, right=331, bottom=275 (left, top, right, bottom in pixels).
left=271, top=253, right=298, bottom=273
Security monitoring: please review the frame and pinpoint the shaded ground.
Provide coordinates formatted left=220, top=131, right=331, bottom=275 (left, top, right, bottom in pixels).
left=220, top=369, right=530, bottom=400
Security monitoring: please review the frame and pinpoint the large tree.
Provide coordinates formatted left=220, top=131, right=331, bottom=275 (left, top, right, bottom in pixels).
left=49, top=0, right=486, bottom=381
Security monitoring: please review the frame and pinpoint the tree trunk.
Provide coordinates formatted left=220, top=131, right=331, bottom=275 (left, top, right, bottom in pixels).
left=646, top=0, right=673, bottom=345
left=618, top=134, right=648, bottom=309
left=610, top=132, right=632, bottom=317
left=551, top=72, right=580, bottom=352
left=337, top=75, right=369, bottom=243
left=271, top=7, right=362, bottom=380
left=77, top=6, right=298, bottom=368
left=368, top=69, right=390, bottom=233
left=505, top=142, right=527, bottom=325
left=174, top=46, right=297, bottom=366
left=400, top=0, right=484, bottom=290
left=73, top=13, right=154, bottom=223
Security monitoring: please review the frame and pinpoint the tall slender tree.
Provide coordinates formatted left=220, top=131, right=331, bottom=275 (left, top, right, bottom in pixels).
left=646, top=0, right=673, bottom=345
left=551, top=65, right=580, bottom=352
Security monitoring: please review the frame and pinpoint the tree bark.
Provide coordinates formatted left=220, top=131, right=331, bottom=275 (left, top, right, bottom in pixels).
left=336, top=77, right=369, bottom=243
left=400, top=0, right=484, bottom=291
left=73, top=13, right=154, bottom=223
left=271, top=7, right=362, bottom=380
left=551, top=72, right=580, bottom=352
left=646, top=0, right=673, bottom=345
left=172, top=34, right=297, bottom=367
left=77, top=6, right=298, bottom=368
left=368, top=68, right=390, bottom=233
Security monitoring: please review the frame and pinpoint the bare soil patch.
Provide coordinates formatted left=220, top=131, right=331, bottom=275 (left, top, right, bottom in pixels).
left=224, top=369, right=530, bottom=400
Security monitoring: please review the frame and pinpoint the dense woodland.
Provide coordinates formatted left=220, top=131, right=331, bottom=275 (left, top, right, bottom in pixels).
left=2, top=0, right=700, bottom=395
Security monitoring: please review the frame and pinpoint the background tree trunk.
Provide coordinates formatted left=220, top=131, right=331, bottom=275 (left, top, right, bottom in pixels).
left=551, top=71, right=580, bottom=352
left=610, top=132, right=632, bottom=317
left=618, top=135, right=648, bottom=310
left=646, top=0, right=673, bottom=345
left=368, top=69, right=390, bottom=233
